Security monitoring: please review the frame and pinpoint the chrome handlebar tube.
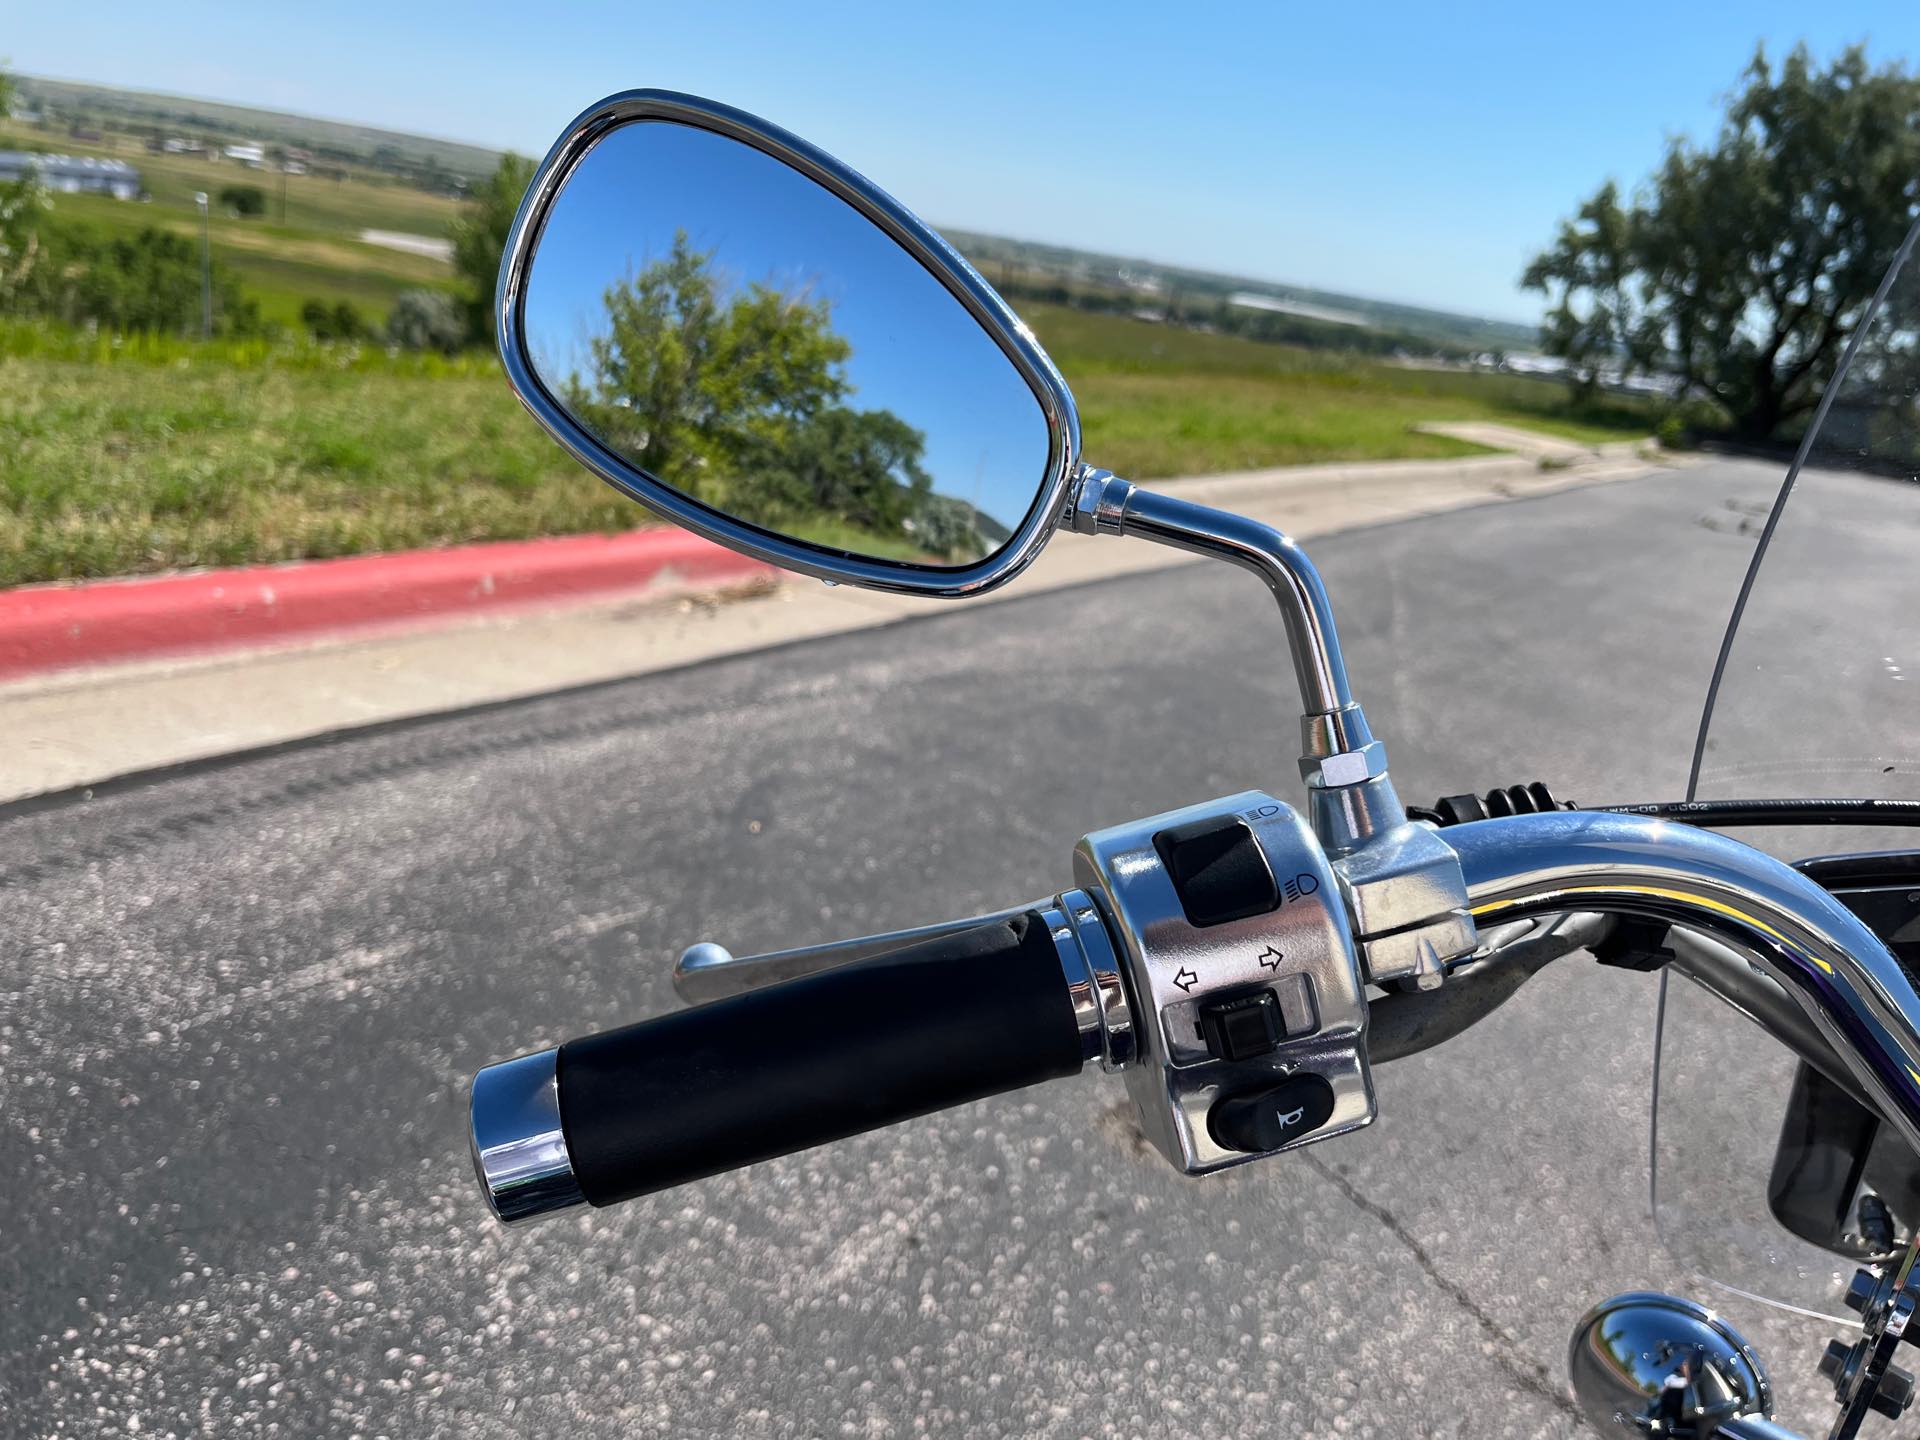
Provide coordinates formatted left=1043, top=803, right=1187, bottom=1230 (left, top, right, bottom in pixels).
left=1445, top=810, right=1920, bottom=1154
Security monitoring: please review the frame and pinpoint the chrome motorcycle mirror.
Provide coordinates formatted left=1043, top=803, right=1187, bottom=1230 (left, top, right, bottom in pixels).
left=1567, top=1292, right=1793, bottom=1438
left=502, top=89, right=1484, bottom=1002
left=498, top=89, right=1078, bottom=599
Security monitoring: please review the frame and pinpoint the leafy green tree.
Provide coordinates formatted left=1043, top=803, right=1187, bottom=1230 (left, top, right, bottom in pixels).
left=566, top=233, right=938, bottom=546
left=1521, top=182, right=1639, bottom=402
left=1523, top=45, right=1920, bottom=437
left=451, top=151, right=535, bottom=346
left=568, top=233, right=850, bottom=503
left=386, top=288, right=466, bottom=353
left=752, top=406, right=933, bottom=537
left=31, top=225, right=257, bottom=335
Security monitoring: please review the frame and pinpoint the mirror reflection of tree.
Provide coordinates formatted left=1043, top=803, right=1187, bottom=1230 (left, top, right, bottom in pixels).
left=562, top=233, right=993, bottom=563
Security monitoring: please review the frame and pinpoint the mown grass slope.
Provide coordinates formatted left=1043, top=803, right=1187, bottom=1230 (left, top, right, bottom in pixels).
left=0, top=306, right=1651, bottom=588
left=1026, top=304, right=1651, bottom=477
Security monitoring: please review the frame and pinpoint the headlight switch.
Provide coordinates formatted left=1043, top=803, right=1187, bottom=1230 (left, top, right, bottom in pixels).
left=1075, top=791, right=1374, bottom=1175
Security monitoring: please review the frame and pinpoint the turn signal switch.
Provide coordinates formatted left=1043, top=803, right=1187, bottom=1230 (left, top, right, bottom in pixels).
left=1074, top=791, right=1375, bottom=1175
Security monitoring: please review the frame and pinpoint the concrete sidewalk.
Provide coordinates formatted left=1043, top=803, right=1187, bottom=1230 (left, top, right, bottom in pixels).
left=0, top=435, right=1676, bottom=805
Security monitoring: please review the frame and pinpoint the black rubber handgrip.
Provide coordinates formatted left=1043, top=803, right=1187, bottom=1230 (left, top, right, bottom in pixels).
left=556, top=910, right=1082, bottom=1207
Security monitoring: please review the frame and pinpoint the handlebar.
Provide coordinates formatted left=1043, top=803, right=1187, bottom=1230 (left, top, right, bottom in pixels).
left=472, top=909, right=1089, bottom=1222
left=473, top=803, right=1920, bottom=1239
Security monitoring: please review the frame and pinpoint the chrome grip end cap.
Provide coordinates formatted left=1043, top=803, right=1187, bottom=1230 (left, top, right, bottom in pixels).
left=470, top=1047, right=587, bottom=1225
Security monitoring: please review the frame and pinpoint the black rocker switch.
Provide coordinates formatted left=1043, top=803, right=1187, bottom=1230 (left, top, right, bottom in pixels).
left=1198, top=989, right=1284, bottom=1062
left=1153, top=816, right=1279, bottom=927
left=1209, top=1073, right=1338, bottom=1153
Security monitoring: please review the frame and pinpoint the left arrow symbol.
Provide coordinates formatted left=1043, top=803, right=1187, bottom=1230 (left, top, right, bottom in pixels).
left=1173, top=967, right=1199, bottom=993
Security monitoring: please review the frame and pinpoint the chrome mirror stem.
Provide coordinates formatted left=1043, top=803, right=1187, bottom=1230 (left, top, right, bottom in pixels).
left=1067, top=468, right=1369, bottom=779
left=1066, top=467, right=1479, bottom=987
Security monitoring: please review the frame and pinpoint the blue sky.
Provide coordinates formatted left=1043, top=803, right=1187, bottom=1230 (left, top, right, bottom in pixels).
left=8, top=2, right=1915, bottom=321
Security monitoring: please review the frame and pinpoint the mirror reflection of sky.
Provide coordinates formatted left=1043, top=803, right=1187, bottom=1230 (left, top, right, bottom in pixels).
left=522, top=120, right=1050, bottom=536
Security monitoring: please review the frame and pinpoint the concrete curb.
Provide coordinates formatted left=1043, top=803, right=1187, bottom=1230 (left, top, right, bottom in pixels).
left=0, top=528, right=773, bottom=681
left=0, top=446, right=1698, bottom=806
left=0, top=433, right=1665, bottom=687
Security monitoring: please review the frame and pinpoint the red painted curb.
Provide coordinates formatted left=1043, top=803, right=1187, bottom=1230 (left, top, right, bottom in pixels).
left=0, top=527, right=773, bottom=681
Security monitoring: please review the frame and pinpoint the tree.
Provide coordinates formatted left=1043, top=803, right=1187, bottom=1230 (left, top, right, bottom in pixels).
left=1521, top=182, right=1639, bottom=402
left=219, top=184, right=266, bottom=218
left=905, top=491, right=991, bottom=562
left=450, top=151, right=534, bottom=346
left=566, top=233, right=851, bottom=503
left=564, top=233, right=937, bottom=546
left=1523, top=45, right=1920, bottom=437
left=0, top=63, right=41, bottom=308
left=752, top=405, right=933, bottom=538
left=0, top=172, right=48, bottom=312
left=24, top=226, right=260, bottom=335
left=386, top=288, right=465, bottom=353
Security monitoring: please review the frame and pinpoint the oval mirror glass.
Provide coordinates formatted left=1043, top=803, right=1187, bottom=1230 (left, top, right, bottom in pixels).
left=514, top=114, right=1061, bottom=572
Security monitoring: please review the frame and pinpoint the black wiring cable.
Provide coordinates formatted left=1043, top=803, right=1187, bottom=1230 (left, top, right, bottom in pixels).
left=1410, top=787, right=1920, bottom=830
left=1594, top=797, right=1920, bottom=828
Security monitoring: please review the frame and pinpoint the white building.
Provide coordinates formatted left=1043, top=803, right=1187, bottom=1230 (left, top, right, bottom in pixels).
left=222, top=142, right=267, bottom=167
left=0, top=151, right=142, bottom=200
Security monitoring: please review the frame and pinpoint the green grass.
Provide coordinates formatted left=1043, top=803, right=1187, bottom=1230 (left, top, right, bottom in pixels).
left=0, top=341, right=635, bottom=588
left=0, top=299, right=1656, bottom=588
left=1023, top=304, right=1653, bottom=477
left=45, top=191, right=457, bottom=328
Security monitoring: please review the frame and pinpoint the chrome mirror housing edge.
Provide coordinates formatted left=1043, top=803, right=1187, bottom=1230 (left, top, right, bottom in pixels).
left=495, top=87, right=1082, bottom=600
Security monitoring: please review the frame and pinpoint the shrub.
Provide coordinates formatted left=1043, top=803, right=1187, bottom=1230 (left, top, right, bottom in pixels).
left=1656, top=397, right=1728, bottom=450
left=219, top=184, right=267, bottom=218
left=2, top=220, right=260, bottom=336
left=300, top=298, right=369, bottom=342
left=385, top=288, right=465, bottom=353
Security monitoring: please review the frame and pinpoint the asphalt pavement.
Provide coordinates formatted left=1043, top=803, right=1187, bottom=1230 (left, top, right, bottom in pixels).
left=0, top=457, right=1873, bottom=1438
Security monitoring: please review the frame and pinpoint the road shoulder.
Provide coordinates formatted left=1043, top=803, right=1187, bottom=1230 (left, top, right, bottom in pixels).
left=0, top=441, right=1679, bottom=804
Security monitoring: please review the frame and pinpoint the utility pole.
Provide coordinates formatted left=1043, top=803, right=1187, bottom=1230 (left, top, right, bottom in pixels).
left=194, top=191, right=211, bottom=338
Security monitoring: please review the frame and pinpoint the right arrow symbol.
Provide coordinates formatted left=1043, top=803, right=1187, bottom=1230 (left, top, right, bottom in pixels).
left=1258, top=946, right=1283, bottom=970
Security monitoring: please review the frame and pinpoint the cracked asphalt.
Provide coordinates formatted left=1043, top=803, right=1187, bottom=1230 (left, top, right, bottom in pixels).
left=0, top=459, right=1874, bottom=1436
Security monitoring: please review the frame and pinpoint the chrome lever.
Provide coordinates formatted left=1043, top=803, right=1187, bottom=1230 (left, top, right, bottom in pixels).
left=673, top=903, right=1043, bottom=1004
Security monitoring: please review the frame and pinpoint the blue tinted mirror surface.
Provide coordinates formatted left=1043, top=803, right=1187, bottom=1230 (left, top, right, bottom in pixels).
left=521, top=120, right=1052, bottom=567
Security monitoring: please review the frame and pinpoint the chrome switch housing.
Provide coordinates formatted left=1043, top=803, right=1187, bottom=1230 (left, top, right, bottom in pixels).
left=1074, top=791, right=1374, bottom=1175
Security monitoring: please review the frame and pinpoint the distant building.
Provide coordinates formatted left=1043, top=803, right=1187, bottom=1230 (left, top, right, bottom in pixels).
left=222, top=142, right=267, bottom=167
left=0, top=151, right=142, bottom=200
